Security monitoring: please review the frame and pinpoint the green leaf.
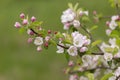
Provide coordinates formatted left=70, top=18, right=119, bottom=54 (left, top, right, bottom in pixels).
left=91, top=40, right=102, bottom=47
left=65, top=52, right=70, bottom=62
left=73, top=3, right=79, bottom=11
left=19, top=27, right=26, bottom=33
left=110, top=30, right=120, bottom=38
left=100, top=73, right=113, bottom=80
left=81, top=16, right=90, bottom=22
left=89, top=25, right=98, bottom=32
left=68, top=3, right=73, bottom=9
left=116, top=38, right=120, bottom=47
left=85, top=72, right=94, bottom=80
left=49, top=40, right=57, bottom=46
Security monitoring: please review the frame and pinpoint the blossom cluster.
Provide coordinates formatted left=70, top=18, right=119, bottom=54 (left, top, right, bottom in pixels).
left=14, top=3, right=120, bottom=80
left=61, top=8, right=88, bottom=30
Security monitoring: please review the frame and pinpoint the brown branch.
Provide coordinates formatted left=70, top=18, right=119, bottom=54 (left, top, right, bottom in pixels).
left=68, top=66, right=114, bottom=74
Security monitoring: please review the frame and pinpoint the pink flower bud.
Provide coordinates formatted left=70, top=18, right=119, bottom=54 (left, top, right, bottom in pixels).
left=93, top=10, right=97, bottom=15
left=14, top=22, right=21, bottom=28
left=27, top=29, right=34, bottom=35
left=31, top=16, right=36, bottom=22
left=27, top=38, right=33, bottom=43
left=68, top=61, right=74, bottom=67
left=37, top=46, right=42, bottom=52
left=22, top=19, right=28, bottom=25
left=80, top=47, right=88, bottom=52
left=48, top=30, right=51, bottom=34
left=45, top=36, right=50, bottom=42
left=106, top=21, right=110, bottom=26
left=44, top=42, right=49, bottom=47
left=20, top=13, right=25, bottom=19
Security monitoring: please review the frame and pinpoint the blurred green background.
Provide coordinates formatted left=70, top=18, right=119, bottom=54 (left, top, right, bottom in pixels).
left=0, top=0, right=115, bottom=80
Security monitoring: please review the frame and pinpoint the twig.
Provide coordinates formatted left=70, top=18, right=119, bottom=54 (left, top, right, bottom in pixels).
left=68, top=66, right=114, bottom=74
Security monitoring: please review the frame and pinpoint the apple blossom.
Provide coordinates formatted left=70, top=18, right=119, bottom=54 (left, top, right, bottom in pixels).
left=37, top=46, right=42, bottom=52
left=27, top=38, right=33, bottom=43
left=22, top=19, right=28, bottom=25
left=34, top=37, right=43, bottom=46
left=80, top=47, right=88, bottom=52
left=73, top=20, right=80, bottom=28
left=31, top=16, right=36, bottom=22
left=106, top=29, right=112, bottom=35
left=20, top=13, right=25, bottom=19
left=14, top=22, right=21, bottom=28
left=103, top=53, right=113, bottom=61
left=114, top=67, right=120, bottom=77
left=27, top=29, right=34, bottom=35
left=67, top=46, right=78, bottom=56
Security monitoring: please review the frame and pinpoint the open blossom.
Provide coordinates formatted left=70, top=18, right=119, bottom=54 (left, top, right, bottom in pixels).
left=67, top=46, right=78, bottom=56
left=56, top=45, right=64, bottom=53
left=34, top=37, right=43, bottom=46
left=108, top=76, right=116, bottom=80
left=109, top=20, right=117, bottom=30
left=104, top=53, right=113, bottom=61
left=61, top=8, right=76, bottom=23
left=114, top=67, right=120, bottom=77
left=111, top=15, right=119, bottom=21
left=106, top=29, right=112, bottom=36
left=73, top=20, right=80, bottom=28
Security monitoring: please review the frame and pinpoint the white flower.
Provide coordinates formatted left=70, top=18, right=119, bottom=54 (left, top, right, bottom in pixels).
left=71, top=31, right=79, bottom=38
left=109, top=20, right=117, bottom=30
left=106, top=29, right=112, bottom=36
left=79, top=76, right=88, bottom=80
left=84, top=39, right=91, bottom=45
left=45, top=36, right=50, bottom=42
left=109, top=38, right=116, bottom=45
left=104, top=53, right=113, bottom=61
left=56, top=43, right=64, bottom=53
left=34, top=37, right=43, bottom=46
left=73, top=34, right=85, bottom=47
left=114, top=67, right=120, bottom=77
left=67, top=46, right=78, bottom=56
left=56, top=46, right=64, bottom=53
left=73, top=20, right=80, bottom=28
left=100, top=42, right=110, bottom=53
left=111, top=15, right=119, bottom=21
left=79, top=11, right=89, bottom=16
left=69, top=75, right=78, bottom=80
left=61, top=9, right=76, bottom=23
left=108, top=76, right=116, bottom=80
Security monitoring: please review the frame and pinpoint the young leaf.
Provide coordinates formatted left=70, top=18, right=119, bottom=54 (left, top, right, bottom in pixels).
left=85, top=72, right=94, bottom=80
left=68, top=3, right=73, bottom=9
left=100, top=73, right=113, bottom=80
left=89, top=25, right=98, bottom=32
left=91, top=40, right=102, bottom=47
left=73, top=3, right=79, bottom=11
left=65, top=52, right=70, bottom=62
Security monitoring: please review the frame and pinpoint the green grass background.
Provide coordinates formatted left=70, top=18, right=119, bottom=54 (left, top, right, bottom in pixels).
left=0, top=0, right=116, bottom=80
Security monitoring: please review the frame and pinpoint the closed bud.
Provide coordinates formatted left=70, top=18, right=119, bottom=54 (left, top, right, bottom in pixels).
left=27, top=38, right=33, bottom=43
left=27, top=29, right=34, bottom=35
left=93, top=10, right=97, bottom=15
left=48, top=30, right=51, bottom=34
left=44, top=42, right=49, bottom=47
left=37, top=46, right=42, bottom=52
left=20, top=13, right=25, bottom=19
left=22, top=19, right=28, bottom=25
left=14, top=22, right=21, bottom=28
left=68, top=61, right=74, bottom=67
left=31, top=16, right=36, bottom=22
